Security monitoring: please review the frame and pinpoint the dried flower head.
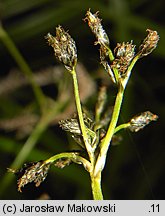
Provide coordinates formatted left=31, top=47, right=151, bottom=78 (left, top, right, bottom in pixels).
left=112, top=41, right=136, bottom=76
left=59, top=113, right=94, bottom=135
left=9, top=161, right=51, bottom=192
left=84, top=9, right=109, bottom=47
left=138, top=29, right=159, bottom=57
left=45, top=26, right=77, bottom=71
left=114, top=41, right=135, bottom=60
left=59, top=118, right=83, bottom=148
left=59, top=113, right=96, bottom=147
left=128, top=111, right=158, bottom=132
left=59, top=118, right=81, bottom=135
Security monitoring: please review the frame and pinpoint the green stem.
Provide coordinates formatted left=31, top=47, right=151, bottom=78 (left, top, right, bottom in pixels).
left=94, top=84, right=124, bottom=176
left=91, top=171, right=103, bottom=200
left=47, top=152, right=103, bottom=199
left=122, top=55, right=139, bottom=88
left=0, top=24, right=45, bottom=111
left=71, top=68, right=94, bottom=164
left=107, top=46, right=120, bottom=82
left=45, top=152, right=91, bottom=171
left=114, top=122, right=130, bottom=134
left=94, top=54, right=140, bottom=176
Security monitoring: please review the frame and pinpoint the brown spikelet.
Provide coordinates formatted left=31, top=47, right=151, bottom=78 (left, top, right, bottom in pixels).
left=84, top=9, right=109, bottom=47
left=138, top=29, right=159, bottom=57
left=112, top=41, right=136, bottom=77
left=45, top=26, right=77, bottom=71
left=128, top=111, right=158, bottom=132
left=9, top=161, right=51, bottom=192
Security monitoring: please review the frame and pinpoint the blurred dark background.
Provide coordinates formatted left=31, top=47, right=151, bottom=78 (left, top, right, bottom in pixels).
left=0, top=0, right=164, bottom=199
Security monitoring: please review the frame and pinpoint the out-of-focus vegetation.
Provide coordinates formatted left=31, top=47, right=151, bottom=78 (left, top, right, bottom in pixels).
left=0, top=0, right=164, bottom=199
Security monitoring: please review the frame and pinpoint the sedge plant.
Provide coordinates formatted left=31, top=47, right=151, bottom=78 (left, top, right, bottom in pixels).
left=9, top=10, right=159, bottom=200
